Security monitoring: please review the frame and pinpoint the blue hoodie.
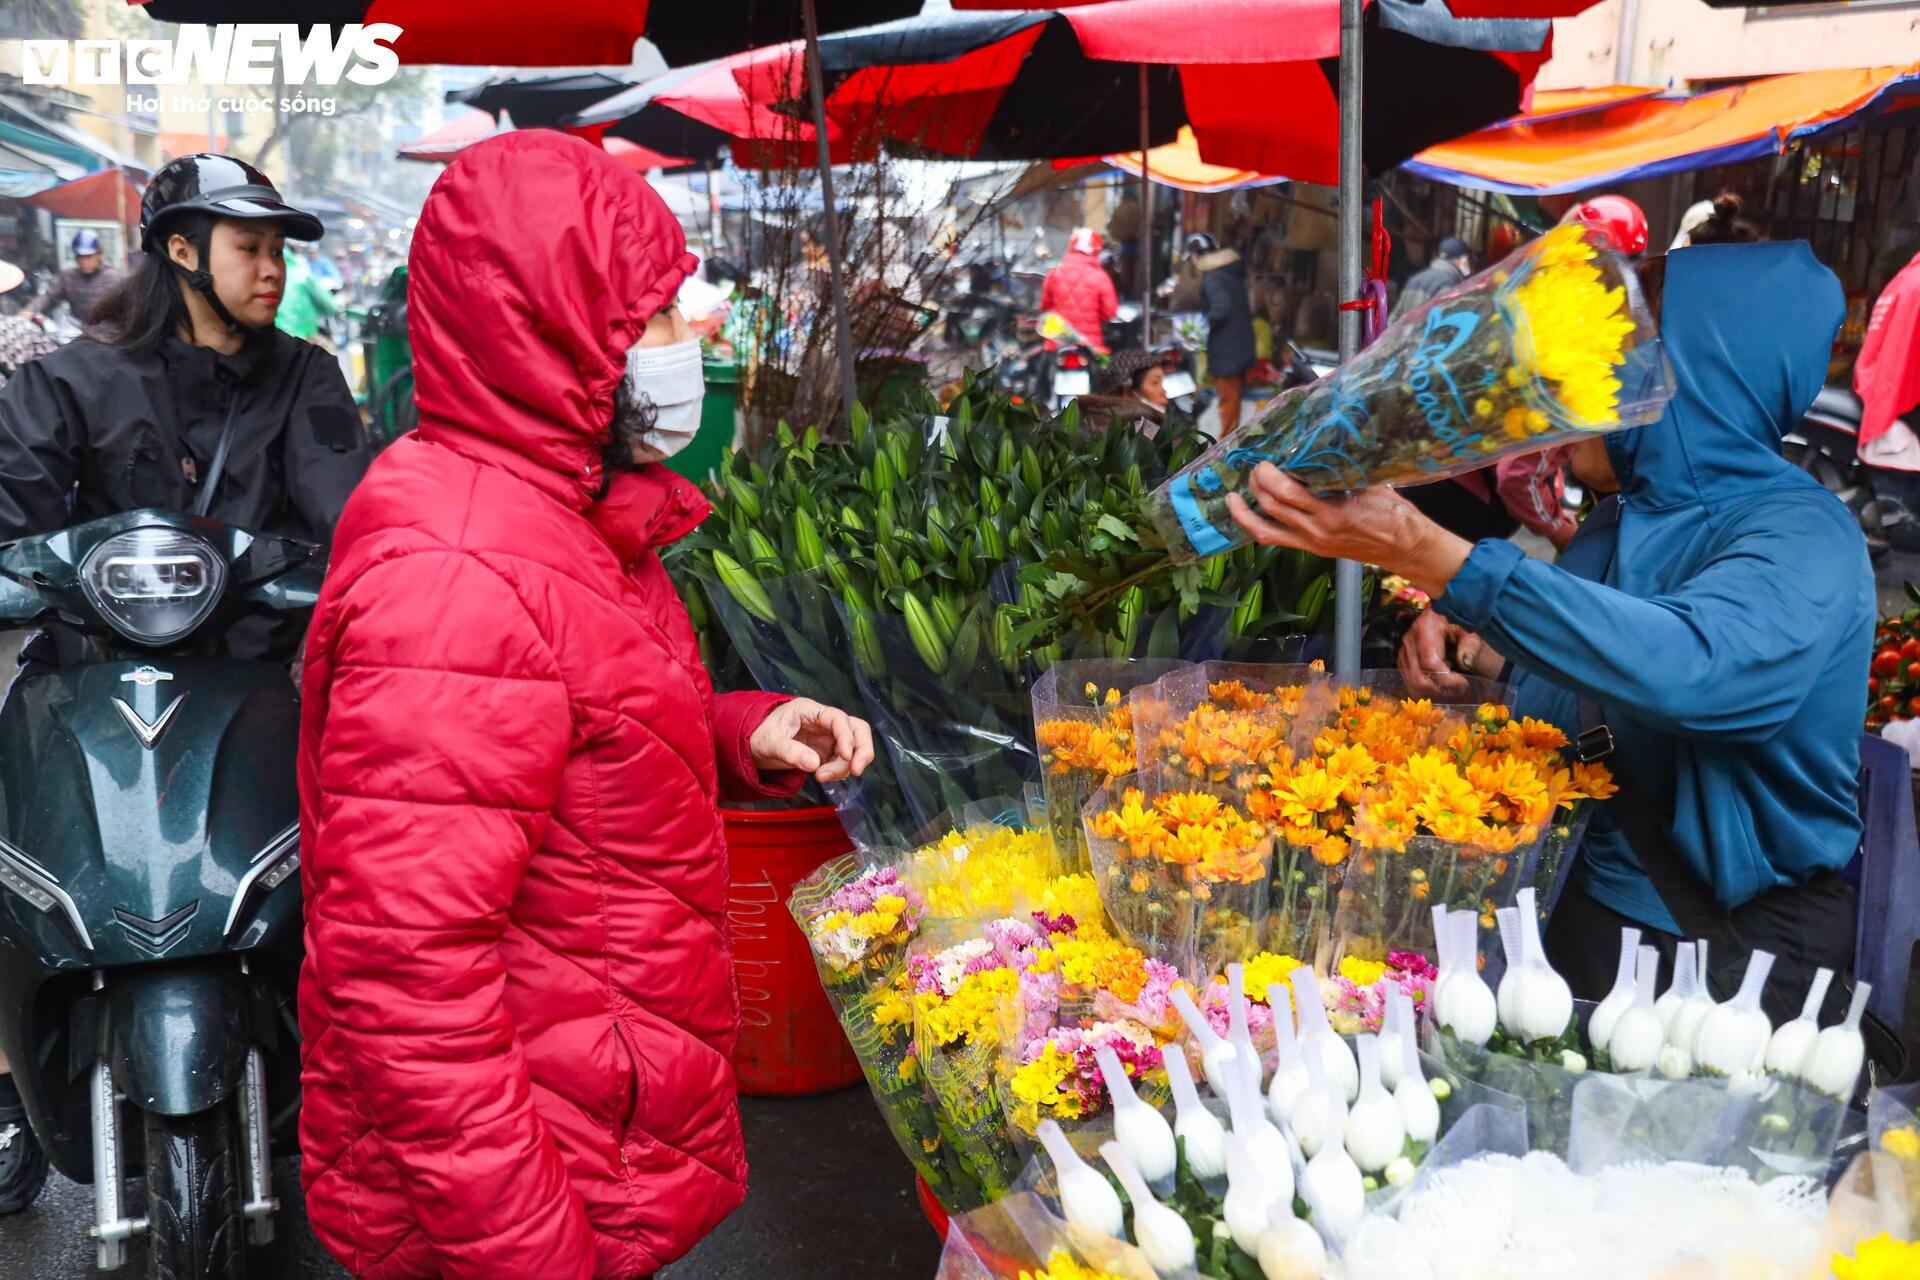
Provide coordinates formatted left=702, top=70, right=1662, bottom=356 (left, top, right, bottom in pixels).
left=1436, top=242, right=1872, bottom=934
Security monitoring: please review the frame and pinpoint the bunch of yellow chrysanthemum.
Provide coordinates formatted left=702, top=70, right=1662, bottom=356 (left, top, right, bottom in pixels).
left=1503, top=222, right=1637, bottom=429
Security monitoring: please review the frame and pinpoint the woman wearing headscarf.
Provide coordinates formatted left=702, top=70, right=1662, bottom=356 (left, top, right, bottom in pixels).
left=1224, top=242, right=1870, bottom=1024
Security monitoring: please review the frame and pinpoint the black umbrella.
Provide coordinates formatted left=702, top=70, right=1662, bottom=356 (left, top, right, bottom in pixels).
left=134, top=0, right=923, bottom=69
left=449, top=72, right=638, bottom=131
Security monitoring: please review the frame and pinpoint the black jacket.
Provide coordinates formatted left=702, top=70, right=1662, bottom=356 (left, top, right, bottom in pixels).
left=1196, top=249, right=1256, bottom=378
left=29, top=264, right=125, bottom=321
left=0, top=328, right=369, bottom=544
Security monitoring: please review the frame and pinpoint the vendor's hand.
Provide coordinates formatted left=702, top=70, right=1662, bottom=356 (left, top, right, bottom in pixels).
left=1398, top=608, right=1504, bottom=698
left=1225, top=464, right=1474, bottom=598
left=749, top=698, right=876, bottom=783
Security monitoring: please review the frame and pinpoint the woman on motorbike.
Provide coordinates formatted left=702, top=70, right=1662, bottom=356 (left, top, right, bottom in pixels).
left=0, top=154, right=369, bottom=1214
left=0, top=153, right=369, bottom=548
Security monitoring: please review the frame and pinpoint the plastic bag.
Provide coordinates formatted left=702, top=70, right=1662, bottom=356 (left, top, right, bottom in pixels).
left=837, top=589, right=1041, bottom=844
left=1083, top=772, right=1272, bottom=983
left=1031, top=659, right=1193, bottom=875
left=1150, top=224, right=1671, bottom=563
left=1128, top=660, right=1325, bottom=793
left=786, top=852, right=974, bottom=1203
left=1567, top=1072, right=1851, bottom=1183
left=935, top=1191, right=1160, bottom=1280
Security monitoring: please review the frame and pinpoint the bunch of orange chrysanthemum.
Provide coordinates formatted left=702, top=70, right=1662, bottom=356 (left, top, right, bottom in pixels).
left=1035, top=684, right=1137, bottom=780
left=1087, top=786, right=1272, bottom=888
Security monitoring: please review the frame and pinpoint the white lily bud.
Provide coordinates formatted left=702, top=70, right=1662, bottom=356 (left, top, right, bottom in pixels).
left=1607, top=947, right=1666, bottom=1072
left=1171, top=984, right=1243, bottom=1101
left=1223, top=1131, right=1283, bottom=1255
left=1302, top=1099, right=1367, bottom=1244
left=1227, top=963, right=1267, bottom=1094
left=1694, top=951, right=1775, bottom=1077
left=1267, top=985, right=1312, bottom=1127
left=1163, top=1042, right=1227, bottom=1181
left=1258, top=1206, right=1328, bottom=1280
left=1803, top=981, right=1872, bottom=1102
left=1655, top=941, right=1696, bottom=1037
left=1670, top=939, right=1716, bottom=1053
left=1288, top=1029, right=1346, bottom=1160
left=1038, top=1120, right=1125, bottom=1240
left=1224, top=1055, right=1295, bottom=1206
left=1764, top=967, right=1833, bottom=1080
left=1289, top=967, right=1358, bottom=1101
left=1095, top=1046, right=1176, bottom=1189
left=1588, top=925, right=1643, bottom=1055
left=1494, top=906, right=1525, bottom=1035
left=1101, top=1140, right=1195, bottom=1276
left=1434, top=910, right=1496, bottom=1046
left=1344, top=1035, right=1407, bottom=1175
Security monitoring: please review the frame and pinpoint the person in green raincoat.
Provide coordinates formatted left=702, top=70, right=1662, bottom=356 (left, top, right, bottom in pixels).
left=276, top=244, right=340, bottom=345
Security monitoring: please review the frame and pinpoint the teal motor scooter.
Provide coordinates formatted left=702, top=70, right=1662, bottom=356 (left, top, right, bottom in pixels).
left=0, top=509, right=318, bottom=1278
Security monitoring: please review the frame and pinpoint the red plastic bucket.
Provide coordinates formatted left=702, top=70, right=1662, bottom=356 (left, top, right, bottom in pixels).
left=723, top=804, right=864, bottom=1096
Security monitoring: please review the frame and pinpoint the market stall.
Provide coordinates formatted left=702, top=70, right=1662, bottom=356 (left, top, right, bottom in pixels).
left=693, top=220, right=1920, bottom=1279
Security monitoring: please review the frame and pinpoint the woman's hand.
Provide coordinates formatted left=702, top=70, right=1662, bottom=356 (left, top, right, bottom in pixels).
left=1398, top=608, right=1505, bottom=698
left=1225, top=463, right=1474, bottom=598
left=749, top=698, right=876, bottom=783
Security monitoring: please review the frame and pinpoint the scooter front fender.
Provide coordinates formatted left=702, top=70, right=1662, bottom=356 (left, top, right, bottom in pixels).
left=103, top=965, right=246, bottom=1116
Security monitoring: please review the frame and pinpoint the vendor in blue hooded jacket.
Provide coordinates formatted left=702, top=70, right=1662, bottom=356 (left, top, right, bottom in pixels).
left=1228, top=242, right=1871, bottom=1021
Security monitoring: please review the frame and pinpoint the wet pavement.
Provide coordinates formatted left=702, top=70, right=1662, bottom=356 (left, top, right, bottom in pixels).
left=0, top=1086, right=941, bottom=1279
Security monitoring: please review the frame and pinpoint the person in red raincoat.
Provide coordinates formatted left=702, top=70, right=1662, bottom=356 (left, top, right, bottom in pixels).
left=1039, top=226, right=1119, bottom=353
left=296, top=131, right=873, bottom=1280
left=1857, top=251, right=1920, bottom=454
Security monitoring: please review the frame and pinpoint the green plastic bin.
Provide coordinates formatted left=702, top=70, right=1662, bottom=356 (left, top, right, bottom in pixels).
left=669, top=360, right=739, bottom=484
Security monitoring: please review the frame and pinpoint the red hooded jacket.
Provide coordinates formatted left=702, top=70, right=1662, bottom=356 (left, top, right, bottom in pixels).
left=1857, top=252, right=1920, bottom=446
left=297, top=131, right=794, bottom=1280
left=1040, top=247, right=1119, bottom=354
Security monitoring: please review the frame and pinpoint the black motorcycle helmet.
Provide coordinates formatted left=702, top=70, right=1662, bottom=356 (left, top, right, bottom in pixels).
left=141, top=154, right=323, bottom=332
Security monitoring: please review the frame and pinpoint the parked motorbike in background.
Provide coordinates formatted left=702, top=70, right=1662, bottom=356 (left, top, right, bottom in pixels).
left=0, top=509, right=317, bottom=1278
left=1783, top=385, right=1917, bottom=558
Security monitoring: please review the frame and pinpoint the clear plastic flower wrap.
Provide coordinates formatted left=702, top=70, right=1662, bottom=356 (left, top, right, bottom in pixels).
left=787, top=851, right=972, bottom=1203
left=1032, top=659, right=1193, bottom=875
left=1127, top=661, right=1327, bottom=794
left=1148, top=223, right=1672, bottom=564
left=1082, top=773, right=1273, bottom=983
left=1345, top=1076, right=1846, bottom=1279
left=1566, top=1072, right=1852, bottom=1184
left=1312, top=691, right=1613, bottom=974
left=1243, top=676, right=1477, bottom=969
left=935, top=1190, right=1160, bottom=1280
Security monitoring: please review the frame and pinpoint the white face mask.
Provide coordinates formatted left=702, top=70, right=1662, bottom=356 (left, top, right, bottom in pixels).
left=619, top=336, right=705, bottom=459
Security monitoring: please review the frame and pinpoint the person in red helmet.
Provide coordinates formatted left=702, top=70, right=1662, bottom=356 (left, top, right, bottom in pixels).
left=1040, top=226, right=1119, bottom=354
left=297, top=131, right=874, bottom=1280
left=1562, top=194, right=1649, bottom=257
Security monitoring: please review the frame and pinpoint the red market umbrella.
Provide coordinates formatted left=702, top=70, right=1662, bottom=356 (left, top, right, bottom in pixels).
left=20, top=167, right=144, bottom=225
left=701, top=0, right=1549, bottom=181
left=128, top=0, right=924, bottom=67
left=574, top=58, right=859, bottom=168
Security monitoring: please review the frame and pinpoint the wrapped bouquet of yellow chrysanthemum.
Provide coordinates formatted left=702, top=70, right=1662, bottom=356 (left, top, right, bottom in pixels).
left=1150, top=221, right=1670, bottom=563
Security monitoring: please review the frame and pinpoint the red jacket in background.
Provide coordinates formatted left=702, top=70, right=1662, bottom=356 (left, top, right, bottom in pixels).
left=1857, top=252, right=1920, bottom=446
left=1040, top=247, right=1120, bottom=353
left=297, top=131, right=795, bottom=1280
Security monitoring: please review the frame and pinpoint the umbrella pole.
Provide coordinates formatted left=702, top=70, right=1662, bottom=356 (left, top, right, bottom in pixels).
left=1139, top=64, right=1152, bottom=345
left=802, top=0, right=860, bottom=426
left=1332, top=0, right=1364, bottom=679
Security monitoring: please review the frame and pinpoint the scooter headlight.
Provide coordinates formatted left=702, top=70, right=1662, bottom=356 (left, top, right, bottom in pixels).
left=79, top=528, right=225, bottom=645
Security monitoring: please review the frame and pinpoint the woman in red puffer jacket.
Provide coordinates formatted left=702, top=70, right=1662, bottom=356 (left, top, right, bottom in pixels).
left=297, top=131, right=872, bottom=1280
